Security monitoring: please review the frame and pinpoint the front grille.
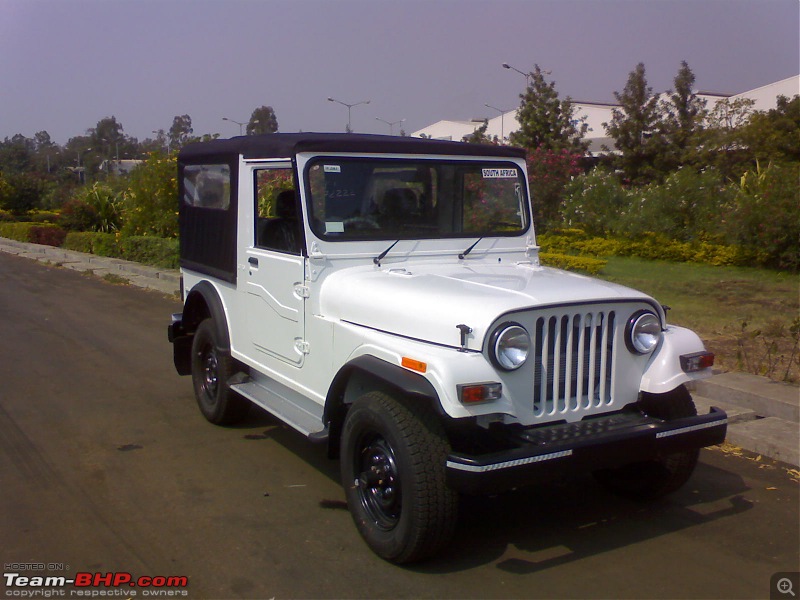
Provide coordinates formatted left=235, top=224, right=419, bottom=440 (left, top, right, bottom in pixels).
left=532, top=310, right=615, bottom=416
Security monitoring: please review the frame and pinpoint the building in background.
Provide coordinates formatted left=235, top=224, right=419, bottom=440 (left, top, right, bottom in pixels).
left=413, top=75, right=799, bottom=154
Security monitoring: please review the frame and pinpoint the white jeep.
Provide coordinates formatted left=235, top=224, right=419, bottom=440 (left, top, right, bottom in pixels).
left=168, top=133, right=727, bottom=563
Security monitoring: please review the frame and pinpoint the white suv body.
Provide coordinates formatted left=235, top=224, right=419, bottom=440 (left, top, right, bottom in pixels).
left=168, top=134, right=727, bottom=563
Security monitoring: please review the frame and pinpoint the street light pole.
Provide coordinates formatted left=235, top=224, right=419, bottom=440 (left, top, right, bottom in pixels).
left=327, top=97, right=370, bottom=132
left=222, top=117, right=247, bottom=135
left=502, top=62, right=552, bottom=87
left=375, top=117, right=405, bottom=135
left=484, top=104, right=510, bottom=141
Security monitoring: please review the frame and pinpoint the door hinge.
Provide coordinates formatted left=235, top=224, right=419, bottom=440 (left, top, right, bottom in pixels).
left=294, top=284, right=310, bottom=298
left=295, top=339, right=310, bottom=354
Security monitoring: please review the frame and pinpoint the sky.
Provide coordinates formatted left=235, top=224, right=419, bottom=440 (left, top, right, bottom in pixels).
left=1, top=0, right=798, bottom=145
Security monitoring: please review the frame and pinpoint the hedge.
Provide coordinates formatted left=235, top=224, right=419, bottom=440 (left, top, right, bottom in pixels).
left=63, top=231, right=116, bottom=254
left=538, top=230, right=758, bottom=268
left=0, top=222, right=62, bottom=244
left=29, top=226, right=67, bottom=247
left=119, top=236, right=178, bottom=269
left=64, top=232, right=178, bottom=269
left=539, top=252, right=607, bottom=275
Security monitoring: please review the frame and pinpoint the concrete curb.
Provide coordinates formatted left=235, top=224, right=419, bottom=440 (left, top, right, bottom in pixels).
left=2, top=237, right=798, bottom=466
left=688, top=372, right=799, bottom=467
left=0, top=237, right=180, bottom=296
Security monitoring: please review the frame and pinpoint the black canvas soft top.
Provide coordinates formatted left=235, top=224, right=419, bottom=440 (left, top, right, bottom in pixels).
left=178, top=132, right=527, bottom=162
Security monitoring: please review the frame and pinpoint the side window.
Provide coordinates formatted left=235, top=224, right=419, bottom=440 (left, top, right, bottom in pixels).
left=183, top=164, right=230, bottom=209
left=254, top=168, right=301, bottom=254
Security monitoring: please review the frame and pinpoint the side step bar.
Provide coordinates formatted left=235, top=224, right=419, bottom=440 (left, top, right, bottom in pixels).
left=231, top=376, right=327, bottom=440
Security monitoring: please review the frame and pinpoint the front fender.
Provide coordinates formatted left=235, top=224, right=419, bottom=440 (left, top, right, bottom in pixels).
left=640, top=325, right=713, bottom=394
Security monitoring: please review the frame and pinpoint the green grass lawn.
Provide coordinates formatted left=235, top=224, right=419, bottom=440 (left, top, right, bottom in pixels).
left=597, top=257, right=800, bottom=382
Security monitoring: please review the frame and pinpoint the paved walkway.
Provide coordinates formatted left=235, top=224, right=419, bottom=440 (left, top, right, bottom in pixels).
left=2, top=236, right=797, bottom=466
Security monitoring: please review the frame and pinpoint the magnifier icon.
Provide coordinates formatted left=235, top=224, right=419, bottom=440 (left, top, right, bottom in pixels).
left=778, top=578, right=796, bottom=597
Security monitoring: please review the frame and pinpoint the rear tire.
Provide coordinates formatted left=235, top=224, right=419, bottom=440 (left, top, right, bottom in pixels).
left=594, top=385, right=700, bottom=501
left=340, top=391, right=458, bottom=564
left=191, top=318, right=249, bottom=425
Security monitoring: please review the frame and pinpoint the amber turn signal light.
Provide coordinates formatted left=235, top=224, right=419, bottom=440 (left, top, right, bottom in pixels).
left=401, top=357, right=427, bottom=373
left=457, top=382, right=502, bottom=404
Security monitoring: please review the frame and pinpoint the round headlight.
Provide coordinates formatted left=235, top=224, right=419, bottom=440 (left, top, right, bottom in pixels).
left=627, top=311, right=661, bottom=354
left=490, top=323, right=530, bottom=371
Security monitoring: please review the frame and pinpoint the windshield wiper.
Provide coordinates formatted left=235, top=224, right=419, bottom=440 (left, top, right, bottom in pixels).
left=373, top=240, right=400, bottom=267
left=458, top=237, right=483, bottom=260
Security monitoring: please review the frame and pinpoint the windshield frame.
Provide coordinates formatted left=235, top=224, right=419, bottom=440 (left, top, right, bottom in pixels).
left=302, top=155, right=531, bottom=242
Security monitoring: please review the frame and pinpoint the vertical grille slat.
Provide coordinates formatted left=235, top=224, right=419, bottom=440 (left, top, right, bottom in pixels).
left=533, top=310, right=616, bottom=416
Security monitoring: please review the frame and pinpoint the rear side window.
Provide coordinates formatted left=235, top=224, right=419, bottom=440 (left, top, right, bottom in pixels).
left=183, top=164, right=231, bottom=210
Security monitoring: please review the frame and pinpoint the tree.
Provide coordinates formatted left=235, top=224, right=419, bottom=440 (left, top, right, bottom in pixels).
left=247, top=106, right=279, bottom=135
left=662, top=61, right=707, bottom=169
left=702, top=96, right=756, bottom=177
left=526, top=148, right=583, bottom=232
left=168, top=115, right=194, bottom=151
left=509, top=65, right=589, bottom=153
left=0, top=134, right=35, bottom=174
left=604, top=63, right=666, bottom=184
left=90, top=116, right=127, bottom=161
left=462, top=120, right=496, bottom=144
left=121, top=153, right=178, bottom=237
left=0, top=172, right=45, bottom=215
left=738, top=94, right=800, bottom=163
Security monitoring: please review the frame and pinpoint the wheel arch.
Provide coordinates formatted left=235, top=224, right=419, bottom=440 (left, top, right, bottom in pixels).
left=182, top=280, right=231, bottom=350
left=323, top=355, right=443, bottom=458
left=172, top=280, right=231, bottom=376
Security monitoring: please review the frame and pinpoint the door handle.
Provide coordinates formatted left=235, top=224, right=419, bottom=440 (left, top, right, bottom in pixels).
left=248, top=257, right=259, bottom=267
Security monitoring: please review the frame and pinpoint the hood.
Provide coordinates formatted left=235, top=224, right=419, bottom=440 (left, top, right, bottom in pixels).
left=319, top=261, right=655, bottom=350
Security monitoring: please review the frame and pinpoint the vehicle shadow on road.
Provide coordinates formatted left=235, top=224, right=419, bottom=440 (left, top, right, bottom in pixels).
left=232, top=407, right=343, bottom=486
left=415, top=457, right=753, bottom=573
left=233, top=409, right=754, bottom=574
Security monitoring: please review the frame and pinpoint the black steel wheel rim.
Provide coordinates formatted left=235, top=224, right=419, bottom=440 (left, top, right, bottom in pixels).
left=355, top=434, right=401, bottom=531
left=200, top=344, right=219, bottom=400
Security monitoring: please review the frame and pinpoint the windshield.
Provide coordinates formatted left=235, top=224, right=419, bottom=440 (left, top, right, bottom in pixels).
left=304, top=157, right=529, bottom=240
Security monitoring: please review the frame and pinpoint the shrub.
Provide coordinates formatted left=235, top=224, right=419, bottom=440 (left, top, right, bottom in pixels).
left=0, top=222, right=37, bottom=242
left=0, top=172, right=45, bottom=216
left=526, top=148, right=583, bottom=232
left=539, top=252, right=607, bottom=275
left=0, top=222, right=65, bottom=246
left=121, top=154, right=178, bottom=238
left=119, top=236, right=178, bottom=268
left=64, top=232, right=96, bottom=253
left=728, top=162, right=799, bottom=271
left=59, top=198, right=99, bottom=232
left=92, top=233, right=121, bottom=258
left=538, top=228, right=754, bottom=268
left=561, top=167, right=631, bottom=235
left=67, top=182, right=123, bottom=233
left=27, top=211, right=60, bottom=223
left=623, top=167, right=734, bottom=242
left=0, top=222, right=34, bottom=242
left=29, top=225, right=66, bottom=247
left=63, top=231, right=120, bottom=256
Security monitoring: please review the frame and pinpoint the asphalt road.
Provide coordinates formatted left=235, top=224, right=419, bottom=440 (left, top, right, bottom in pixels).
left=1, top=251, right=798, bottom=600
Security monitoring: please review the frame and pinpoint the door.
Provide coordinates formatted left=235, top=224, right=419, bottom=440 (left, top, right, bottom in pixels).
left=245, top=165, right=307, bottom=367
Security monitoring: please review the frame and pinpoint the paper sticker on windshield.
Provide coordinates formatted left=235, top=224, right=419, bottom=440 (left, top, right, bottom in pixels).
left=482, top=168, right=517, bottom=178
left=325, top=221, right=345, bottom=233
left=324, top=165, right=341, bottom=173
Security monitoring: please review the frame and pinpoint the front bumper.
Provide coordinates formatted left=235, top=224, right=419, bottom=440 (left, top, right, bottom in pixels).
left=446, top=407, right=727, bottom=494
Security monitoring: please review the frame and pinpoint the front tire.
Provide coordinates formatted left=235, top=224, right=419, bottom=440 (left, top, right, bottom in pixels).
left=595, top=385, right=700, bottom=501
left=340, top=391, right=458, bottom=564
left=190, top=318, right=249, bottom=425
